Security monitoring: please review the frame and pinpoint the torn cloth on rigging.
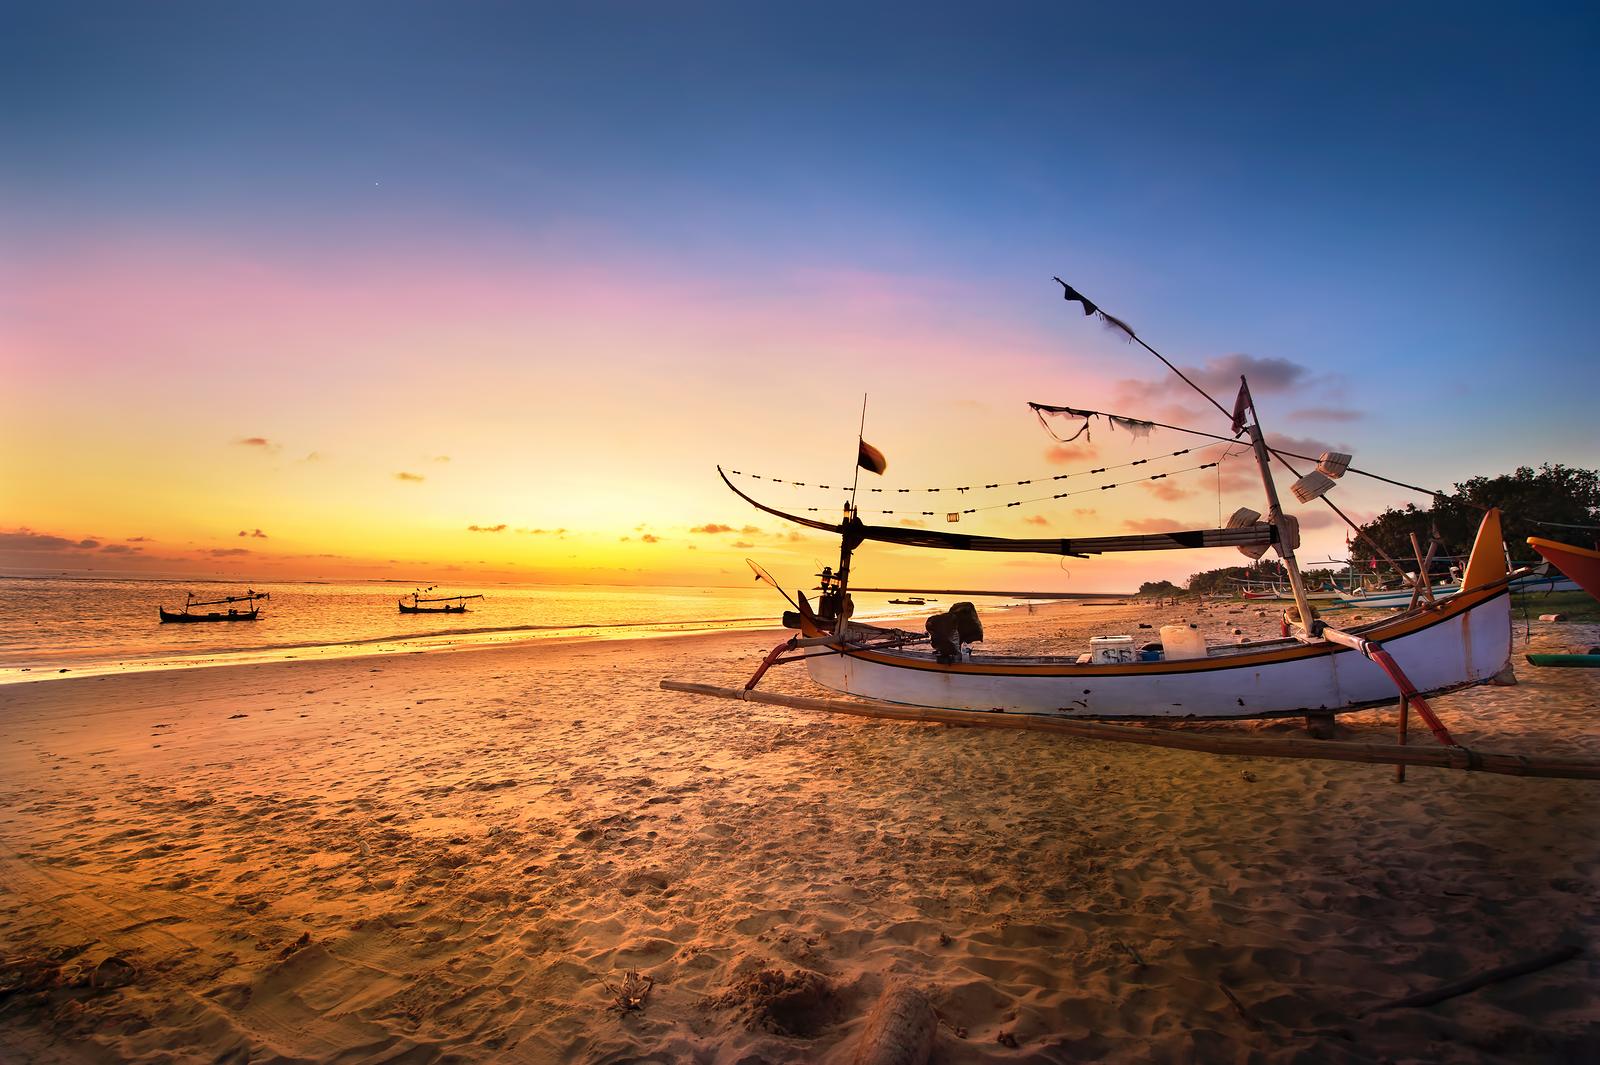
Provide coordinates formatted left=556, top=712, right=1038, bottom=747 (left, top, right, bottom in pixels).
left=1032, top=404, right=1155, bottom=443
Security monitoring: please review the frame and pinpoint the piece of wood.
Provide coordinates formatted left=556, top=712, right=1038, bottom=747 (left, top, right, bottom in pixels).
left=1525, top=653, right=1600, bottom=668
left=1396, top=696, right=1408, bottom=784
left=660, top=680, right=1600, bottom=781
left=851, top=979, right=937, bottom=1065
left=1366, top=944, right=1582, bottom=1013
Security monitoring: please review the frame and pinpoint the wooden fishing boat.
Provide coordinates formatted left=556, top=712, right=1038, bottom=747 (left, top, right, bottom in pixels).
left=159, top=590, right=268, bottom=623
left=398, top=589, right=484, bottom=613
left=1333, top=564, right=1578, bottom=609
left=671, top=278, right=1536, bottom=747
left=754, top=480, right=1512, bottom=720
left=1527, top=537, right=1600, bottom=602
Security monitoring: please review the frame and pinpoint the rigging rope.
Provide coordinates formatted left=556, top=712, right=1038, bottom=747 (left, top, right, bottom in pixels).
left=726, top=440, right=1235, bottom=496
left=773, top=458, right=1235, bottom=518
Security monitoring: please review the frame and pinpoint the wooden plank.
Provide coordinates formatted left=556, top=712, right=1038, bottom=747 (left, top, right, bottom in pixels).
left=659, top=680, right=1600, bottom=781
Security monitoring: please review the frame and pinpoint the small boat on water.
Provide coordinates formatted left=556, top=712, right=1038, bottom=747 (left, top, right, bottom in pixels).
left=887, top=597, right=927, bottom=605
left=1527, top=537, right=1600, bottom=602
left=159, top=590, right=269, bottom=623
left=398, top=588, right=484, bottom=613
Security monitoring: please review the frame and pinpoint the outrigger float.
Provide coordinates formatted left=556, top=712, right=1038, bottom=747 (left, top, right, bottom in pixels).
left=159, top=590, right=269, bottom=623
left=663, top=280, right=1600, bottom=782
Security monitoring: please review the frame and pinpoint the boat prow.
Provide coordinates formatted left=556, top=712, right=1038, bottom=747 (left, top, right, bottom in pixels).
left=1527, top=537, right=1600, bottom=602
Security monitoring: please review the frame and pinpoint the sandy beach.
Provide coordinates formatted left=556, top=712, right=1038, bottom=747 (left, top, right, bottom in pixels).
left=2, top=601, right=1598, bottom=1063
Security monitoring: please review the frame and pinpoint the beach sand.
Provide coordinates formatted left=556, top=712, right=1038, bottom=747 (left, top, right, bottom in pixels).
left=2, top=601, right=1597, bottom=1063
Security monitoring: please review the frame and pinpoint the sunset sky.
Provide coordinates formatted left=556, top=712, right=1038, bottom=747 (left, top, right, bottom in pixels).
left=4, top=3, right=1596, bottom=592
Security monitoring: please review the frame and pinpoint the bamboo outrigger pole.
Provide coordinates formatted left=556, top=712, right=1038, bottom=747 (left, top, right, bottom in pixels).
left=660, top=680, right=1600, bottom=780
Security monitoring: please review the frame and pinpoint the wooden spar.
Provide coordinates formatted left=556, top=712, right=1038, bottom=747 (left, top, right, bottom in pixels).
left=1365, top=944, right=1583, bottom=1013
left=188, top=591, right=268, bottom=608
left=658, top=680, right=1600, bottom=780
left=847, top=587, right=1132, bottom=600
left=1242, top=387, right=1316, bottom=633
left=411, top=593, right=484, bottom=603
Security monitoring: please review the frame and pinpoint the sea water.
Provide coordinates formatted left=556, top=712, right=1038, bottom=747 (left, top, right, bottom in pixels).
left=0, top=577, right=949, bottom=682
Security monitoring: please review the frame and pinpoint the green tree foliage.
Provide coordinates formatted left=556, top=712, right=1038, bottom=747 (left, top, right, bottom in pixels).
left=1137, top=579, right=1184, bottom=597
left=1183, top=562, right=1348, bottom=595
left=1353, top=464, right=1600, bottom=566
left=1184, top=560, right=1287, bottom=595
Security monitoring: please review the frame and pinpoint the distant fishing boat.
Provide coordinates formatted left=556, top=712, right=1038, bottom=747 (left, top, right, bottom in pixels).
left=887, top=597, right=927, bottom=605
left=159, top=590, right=268, bottom=623
left=1527, top=537, right=1600, bottom=602
left=398, top=588, right=484, bottom=614
left=1334, top=564, right=1578, bottom=609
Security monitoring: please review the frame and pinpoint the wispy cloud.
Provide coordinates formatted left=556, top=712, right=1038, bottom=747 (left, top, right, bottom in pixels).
left=236, top=436, right=280, bottom=453
left=1045, top=442, right=1098, bottom=466
left=1140, top=481, right=1193, bottom=502
left=208, top=547, right=251, bottom=557
left=1123, top=517, right=1186, bottom=533
left=640, top=533, right=660, bottom=543
left=395, top=471, right=425, bottom=482
left=467, top=523, right=507, bottom=532
left=1288, top=406, right=1363, bottom=423
left=0, top=529, right=98, bottom=551
left=690, top=523, right=735, bottom=534
left=237, top=528, right=269, bottom=538
left=1022, top=514, right=1049, bottom=526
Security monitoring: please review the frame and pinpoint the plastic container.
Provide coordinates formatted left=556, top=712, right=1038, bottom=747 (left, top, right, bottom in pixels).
left=1089, top=635, right=1136, bottom=665
left=1160, top=624, right=1209, bottom=661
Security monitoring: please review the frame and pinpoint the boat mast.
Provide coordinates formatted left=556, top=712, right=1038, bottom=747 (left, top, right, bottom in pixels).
left=830, top=395, right=870, bottom=635
left=1242, top=383, right=1316, bottom=634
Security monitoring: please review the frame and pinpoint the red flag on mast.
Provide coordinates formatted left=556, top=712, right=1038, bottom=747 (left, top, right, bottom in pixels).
left=857, top=439, right=887, bottom=475
left=1230, top=377, right=1253, bottom=436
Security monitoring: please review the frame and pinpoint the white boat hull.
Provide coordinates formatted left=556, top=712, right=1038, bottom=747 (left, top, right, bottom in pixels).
left=805, top=590, right=1511, bottom=720
left=1337, top=573, right=1579, bottom=609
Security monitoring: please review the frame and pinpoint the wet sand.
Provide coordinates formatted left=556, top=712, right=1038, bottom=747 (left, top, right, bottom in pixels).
left=1, top=601, right=1597, bottom=1063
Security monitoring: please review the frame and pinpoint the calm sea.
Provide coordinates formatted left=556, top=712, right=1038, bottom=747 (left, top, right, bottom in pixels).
left=0, top=576, right=949, bottom=683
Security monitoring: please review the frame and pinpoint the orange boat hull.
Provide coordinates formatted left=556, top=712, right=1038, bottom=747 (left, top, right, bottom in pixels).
left=1528, top=537, right=1600, bottom=602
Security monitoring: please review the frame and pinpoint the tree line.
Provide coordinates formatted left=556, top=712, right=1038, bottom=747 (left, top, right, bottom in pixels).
left=1150, top=464, right=1597, bottom=595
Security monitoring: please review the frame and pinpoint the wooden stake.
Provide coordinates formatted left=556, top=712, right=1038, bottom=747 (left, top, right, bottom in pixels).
left=1396, top=696, right=1408, bottom=784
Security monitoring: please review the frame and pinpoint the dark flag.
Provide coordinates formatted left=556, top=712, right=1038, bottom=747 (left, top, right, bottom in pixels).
left=1055, top=278, right=1099, bottom=317
left=1054, top=277, right=1135, bottom=340
left=857, top=439, right=887, bottom=475
left=1230, top=377, right=1253, bottom=436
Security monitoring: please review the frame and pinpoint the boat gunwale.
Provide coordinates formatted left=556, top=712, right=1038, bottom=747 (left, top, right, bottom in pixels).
left=802, top=586, right=1509, bottom=678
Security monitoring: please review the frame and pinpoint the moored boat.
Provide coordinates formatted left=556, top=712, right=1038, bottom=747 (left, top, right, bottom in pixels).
left=398, top=589, right=484, bottom=613
left=678, top=278, right=1530, bottom=730
left=159, top=590, right=269, bottom=623
left=1527, top=537, right=1600, bottom=602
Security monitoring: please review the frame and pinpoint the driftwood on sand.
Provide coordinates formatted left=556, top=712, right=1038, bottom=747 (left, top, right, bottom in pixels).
left=1366, top=944, right=1584, bottom=1013
left=659, top=680, right=1600, bottom=781
left=851, top=980, right=937, bottom=1065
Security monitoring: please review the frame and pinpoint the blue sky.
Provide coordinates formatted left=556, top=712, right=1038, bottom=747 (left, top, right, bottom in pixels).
left=3, top=2, right=1595, bottom=582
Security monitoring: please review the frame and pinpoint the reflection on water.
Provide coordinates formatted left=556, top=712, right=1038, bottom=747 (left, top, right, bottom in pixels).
left=0, top=577, right=948, bottom=682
